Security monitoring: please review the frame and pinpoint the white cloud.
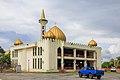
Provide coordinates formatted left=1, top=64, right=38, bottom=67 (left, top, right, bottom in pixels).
left=0, top=38, right=10, bottom=43
left=0, top=0, right=120, bottom=62
left=108, top=44, right=120, bottom=54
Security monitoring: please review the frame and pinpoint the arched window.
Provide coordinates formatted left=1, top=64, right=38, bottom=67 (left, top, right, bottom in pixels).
left=57, top=47, right=61, bottom=56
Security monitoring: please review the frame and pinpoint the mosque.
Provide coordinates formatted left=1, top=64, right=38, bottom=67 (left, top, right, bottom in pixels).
left=9, top=9, right=102, bottom=72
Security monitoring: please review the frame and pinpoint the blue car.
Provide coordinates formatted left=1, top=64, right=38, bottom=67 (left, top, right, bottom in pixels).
left=78, top=67, right=104, bottom=79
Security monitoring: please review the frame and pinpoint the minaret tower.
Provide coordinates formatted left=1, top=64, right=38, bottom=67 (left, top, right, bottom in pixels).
left=39, top=9, right=48, bottom=39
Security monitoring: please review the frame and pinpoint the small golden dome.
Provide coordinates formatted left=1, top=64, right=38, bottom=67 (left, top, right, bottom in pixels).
left=88, top=40, right=97, bottom=46
left=44, top=30, right=55, bottom=39
left=4, top=50, right=10, bottom=55
left=14, top=39, right=23, bottom=45
left=50, top=26, right=66, bottom=41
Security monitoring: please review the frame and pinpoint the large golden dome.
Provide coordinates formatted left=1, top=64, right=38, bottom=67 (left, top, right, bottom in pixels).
left=49, top=26, right=66, bottom=41
left=4, top=50, right=10, bottom=55
left=14, top=39, right=23, bottom=45
left=44, top=30, right=55, bottom=39
left=88, top=39, right=97, bottom=46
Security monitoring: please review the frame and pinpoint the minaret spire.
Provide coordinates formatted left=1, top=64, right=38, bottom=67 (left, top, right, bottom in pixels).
left=39, top=9, right=48, bottom=39
left=41, top=9, right=45, bottom=19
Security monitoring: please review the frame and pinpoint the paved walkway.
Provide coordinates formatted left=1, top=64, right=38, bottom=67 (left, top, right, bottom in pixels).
left=0, top=72, right=120, bottom=80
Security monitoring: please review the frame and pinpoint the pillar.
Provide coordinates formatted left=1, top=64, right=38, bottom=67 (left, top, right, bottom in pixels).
left=74, top=60, right=76, bottom=70
left=84, top=60, right=87, bottom=67
left=74, top=49, right=76, bottom=58
left=61, top=48, right=64, bottom=69
left=94, top=52, right=96, bottom=59
left=84, top=50, right=87, bottom=58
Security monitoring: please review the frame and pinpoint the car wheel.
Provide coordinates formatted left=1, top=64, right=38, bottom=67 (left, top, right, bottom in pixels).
left=79, top=72, right=82, bottom=78
left=97, top=75, right=101, bottom=79
left=89, top=73, right=93, bottom=79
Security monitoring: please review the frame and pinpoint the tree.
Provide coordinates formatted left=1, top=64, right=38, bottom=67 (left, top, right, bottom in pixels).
left=0, top=54, right=10, bottom=64
left=2, top=54, right=11, bottom=64
left=102, top=62, right=110, bottom=68
left=116, top=56, right=120, bottom=60
left=0, top=46, right=5, bottom=57
left=109, top=59, right=114, bottom=67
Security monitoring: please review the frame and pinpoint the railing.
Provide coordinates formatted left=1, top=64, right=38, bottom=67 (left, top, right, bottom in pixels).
left=87, top=56, right=94, bottom=58
left=57, top=53, right=61, bottom=56
left=64, top=66, right=74, bottom=69
left=76, top=55, right=84, bottom=58
left=58, top=67, right=61, bottom=69
left=64, top=54, right=74, bottom=57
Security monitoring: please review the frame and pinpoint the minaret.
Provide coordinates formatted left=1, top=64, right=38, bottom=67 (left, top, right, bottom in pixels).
left=39, top=9, right=48, bottom=39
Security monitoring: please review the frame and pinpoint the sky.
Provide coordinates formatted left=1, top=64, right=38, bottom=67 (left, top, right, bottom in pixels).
left=0, top=0, right=120, bottom=62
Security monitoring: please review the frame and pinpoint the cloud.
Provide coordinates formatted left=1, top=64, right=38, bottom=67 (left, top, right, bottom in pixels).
left=0, top=38, right=10, bottom=44
left=102, top=43, right=120, bottom=62
left=108, top=44, right=120, bottom=54
left=0, top=0, right=120, bottom=62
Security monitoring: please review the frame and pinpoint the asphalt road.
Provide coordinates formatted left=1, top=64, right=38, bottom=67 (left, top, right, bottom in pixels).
left=0, top=72, right=119, bottom=80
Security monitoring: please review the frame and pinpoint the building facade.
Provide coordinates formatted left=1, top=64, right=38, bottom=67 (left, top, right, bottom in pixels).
left=10, top=9, right=102, bottom=72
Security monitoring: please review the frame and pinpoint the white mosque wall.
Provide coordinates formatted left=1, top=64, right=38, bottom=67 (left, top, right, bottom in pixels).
left=10, top=38, right=102, bottom=72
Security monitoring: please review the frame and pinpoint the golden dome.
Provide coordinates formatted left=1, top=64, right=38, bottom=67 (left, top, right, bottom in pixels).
left=50, top=26, right=66, bottom=41
left=44, top=30, right=55, bottom=39
left=14, top=39, right=23, bottom=45
left=4, top=50, right=10, bottom=55
left=88, top=39, right=97, bottom=46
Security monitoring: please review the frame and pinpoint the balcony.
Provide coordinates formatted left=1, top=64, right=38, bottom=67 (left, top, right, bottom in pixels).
left=87, top=56, right=94, bottom=58
left=64, top=67, right=74, bottom=70
left=64, top=54, right=74, bottom=57
left=76, top=54, right=84, bottom=58
left=58, top=53, right=61, bottom=57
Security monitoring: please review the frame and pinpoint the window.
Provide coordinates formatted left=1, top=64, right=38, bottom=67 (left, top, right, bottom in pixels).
left=15, top=50, right=18, bottom=57
left=33, top=48, right=34, bottom=56
left=40, top=58, right=42, bottom=69
left=57, top=47, right=61, bottom=56
left=35, top=48, right=37, bottom=56
left=12, top=51, right=14, bottom=57
left=35, top=58, right=37, bottom=69
left=38, top=58, right=40, bottom=69
left=40, top=47, right=42, bottom=55
left=33, top=47, right=37, bottom=56
left=42, top=30, right=44, bottom=34
left=33, top=59, right=34, bottom=69
left=38, top=47, right=42, bottom=56
left=11, top=60, right=14, bottom=64
left=38, top=47, right=39, bottom=55
left=42, top=26, right=44, bottom=29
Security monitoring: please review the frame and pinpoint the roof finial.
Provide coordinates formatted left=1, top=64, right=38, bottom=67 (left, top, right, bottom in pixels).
left=41, top=9, right=45, bottom=19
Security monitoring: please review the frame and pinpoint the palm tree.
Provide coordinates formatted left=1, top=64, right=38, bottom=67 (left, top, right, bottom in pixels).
left=109, top=59, right=114, bottom=67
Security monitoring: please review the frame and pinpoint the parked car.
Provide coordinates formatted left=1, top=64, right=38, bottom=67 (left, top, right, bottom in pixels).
left=111, top=67, right=116, bottom=72
left=78, top=66, right=104, bottom=79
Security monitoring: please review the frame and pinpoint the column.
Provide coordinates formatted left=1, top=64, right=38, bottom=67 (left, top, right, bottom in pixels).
left=84, top=50, right=87, bottom=58
left=84, top=60, right=87, bottom=67
left=74, top=49, right=76, bottom=58
left=74, top=60, right=76, bottom=70
left=73, top=49, right=76, bottom=70
left=94, top=61, right=97, bottom=70
left=94, top=52, right=96, bottom=59
left=61, top=48, right=64, bottom=69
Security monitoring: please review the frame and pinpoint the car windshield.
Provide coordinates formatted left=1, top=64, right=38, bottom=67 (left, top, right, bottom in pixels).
left=85, top=67, right=94, bottom=70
